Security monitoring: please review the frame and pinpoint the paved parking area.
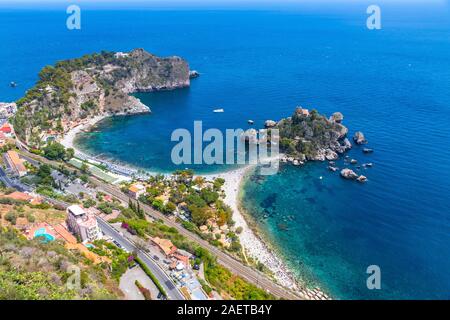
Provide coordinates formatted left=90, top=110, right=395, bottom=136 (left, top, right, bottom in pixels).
left=119, top=266, right=161, bottom=300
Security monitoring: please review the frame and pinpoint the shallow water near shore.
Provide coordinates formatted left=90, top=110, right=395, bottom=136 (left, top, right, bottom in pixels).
left=1, top=4, right=450, bottom=299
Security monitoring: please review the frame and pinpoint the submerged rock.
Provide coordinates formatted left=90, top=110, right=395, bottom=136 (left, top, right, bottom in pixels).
left=340, top=168, right=358, bottom=180
left=357, top=175, right=368, bottom=183
left=189, top=70, right=200, bottom=79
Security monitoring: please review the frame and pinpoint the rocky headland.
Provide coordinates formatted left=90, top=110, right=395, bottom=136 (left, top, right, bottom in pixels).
left=12, top=49, right=192, bottom=146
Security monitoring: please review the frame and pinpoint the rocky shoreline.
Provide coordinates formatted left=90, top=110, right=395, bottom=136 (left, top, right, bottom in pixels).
left=13, top=49, right=192, bottom=146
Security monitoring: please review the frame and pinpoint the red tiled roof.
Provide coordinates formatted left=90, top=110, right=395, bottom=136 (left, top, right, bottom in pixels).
left=0, top=124, right=11, bottom=133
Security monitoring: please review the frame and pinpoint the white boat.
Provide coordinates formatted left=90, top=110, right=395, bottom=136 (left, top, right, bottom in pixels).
left=213, top=108, right=224, bottom=113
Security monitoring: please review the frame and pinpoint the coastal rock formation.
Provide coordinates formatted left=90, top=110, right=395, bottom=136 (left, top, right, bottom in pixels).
left=357, top=175, right=368, bottom=183
left=241, top=128, right=259, bottom=144
left=330, top=112, right=344, bottom=123
left=274, top=108, right=352, bottom=163
left=264, top=120, right=277, bottom=128
left=189, top=70, right=200, bottom=79
left=12, top=49, right=193, bottom=146
left=353, top=131, right=368, bottom=145
left=340, top=168, right=358, bottom=180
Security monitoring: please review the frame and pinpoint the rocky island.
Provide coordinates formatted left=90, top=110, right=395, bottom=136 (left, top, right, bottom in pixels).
left=272, top=107, right=352, bottom=165
left=12, top=49, right=192, bottom=146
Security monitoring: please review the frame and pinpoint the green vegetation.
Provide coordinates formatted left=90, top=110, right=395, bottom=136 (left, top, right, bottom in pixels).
left=135, top=257, right=167, bottom=297
left=89, top=239, right=133, bottom=280
left=0, top=228, right=122, bottom=300
left=116, top=218, right=273, bottom=300
left=12, top=51, right=118, bottom=143
left=12, top=49, right=187, bottom=146
left=275, top=107, right=347, bottom=160
left=134, top=280, right=152, bottom=300
left=43, top=142, right=73, bottom=161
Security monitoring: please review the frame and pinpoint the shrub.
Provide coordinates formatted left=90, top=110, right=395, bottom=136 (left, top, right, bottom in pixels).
left=4, top=212, right=16, bottom=225
left=135, top=280, right=152, bottom=300
left=135, top=257, right=167, bottom=297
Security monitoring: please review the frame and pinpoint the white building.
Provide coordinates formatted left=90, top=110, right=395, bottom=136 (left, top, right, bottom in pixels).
left=66, top=205, right=101, bottom=242
left=0, top=102, right=17, bottom=118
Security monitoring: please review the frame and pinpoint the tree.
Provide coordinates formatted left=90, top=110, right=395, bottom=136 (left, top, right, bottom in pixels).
left=5, top=211, right=16, bottom=225
left=200, top=188, right=219, bottom=205
left=65, top=148, right=75, bottom=160
left=189, top=205, right=212, bottom=226
left=164, top=202, right=176, bottom=214
left=42, top=142, right=66, bottom=160
left=80, top=161, right=89, bottom=174
left=36, top=164, right=54, bottom=186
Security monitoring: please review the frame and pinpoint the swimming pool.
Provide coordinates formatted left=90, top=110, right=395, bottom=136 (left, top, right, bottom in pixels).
left=34, top=228, right=55, bottom=243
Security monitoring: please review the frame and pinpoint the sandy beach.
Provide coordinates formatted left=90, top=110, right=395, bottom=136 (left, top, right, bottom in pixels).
left=60, top=115, right=106, bottom=152
left=203, top=166, right=306, bottom=294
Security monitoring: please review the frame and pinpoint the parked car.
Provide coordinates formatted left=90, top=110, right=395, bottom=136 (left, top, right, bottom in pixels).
left=153, top=255, right=160, bottom=261
left=193, top=264, right=200, bottom=270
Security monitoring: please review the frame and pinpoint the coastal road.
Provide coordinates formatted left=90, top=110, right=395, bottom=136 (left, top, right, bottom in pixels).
left=0, top=166, right=31, bottom=192
left=18, top=151, right=303, bottom=300
left=17, top=153, right=184, bottom=300
left=96, top=218, right=185, bottom=300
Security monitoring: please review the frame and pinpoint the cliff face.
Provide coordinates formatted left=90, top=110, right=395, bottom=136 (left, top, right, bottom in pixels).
left=13, top=49, right=191, bottom=146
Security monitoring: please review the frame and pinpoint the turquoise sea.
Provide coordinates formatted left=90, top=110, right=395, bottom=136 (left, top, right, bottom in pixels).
left=1, top=2, right=450, bottom=299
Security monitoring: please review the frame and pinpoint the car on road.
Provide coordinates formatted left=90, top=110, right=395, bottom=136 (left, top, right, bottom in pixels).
left=112, top=240, right=122, bottom=248
left=157, top=292, right=167, bottom=300
left=153, top=255, right=159, bottom=261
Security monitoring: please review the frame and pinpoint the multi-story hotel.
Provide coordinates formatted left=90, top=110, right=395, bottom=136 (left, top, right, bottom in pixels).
left=66, top=205, right=101, bottom=243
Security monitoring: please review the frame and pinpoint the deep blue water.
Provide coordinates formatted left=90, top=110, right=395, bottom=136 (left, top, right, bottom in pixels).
left=1, top=3, right=450, bottom=299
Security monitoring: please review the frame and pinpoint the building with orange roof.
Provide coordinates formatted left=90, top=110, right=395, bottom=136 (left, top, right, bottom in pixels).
left=53, top=223, right=77, bottom=244
left=173, top=253, right=190, bottom=268
left=1, top=191, right=41, bottom=204
left=128, top=183, right=145, bottom=199
left=4, top=150, right=27, bottom=177
left=66, top=243, right=111, bottom=265
left=3, top=191, right=32, bottom=202
left=151, top=237, right=177, bottom=256
left=0, top=123, right=12, bottom=134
